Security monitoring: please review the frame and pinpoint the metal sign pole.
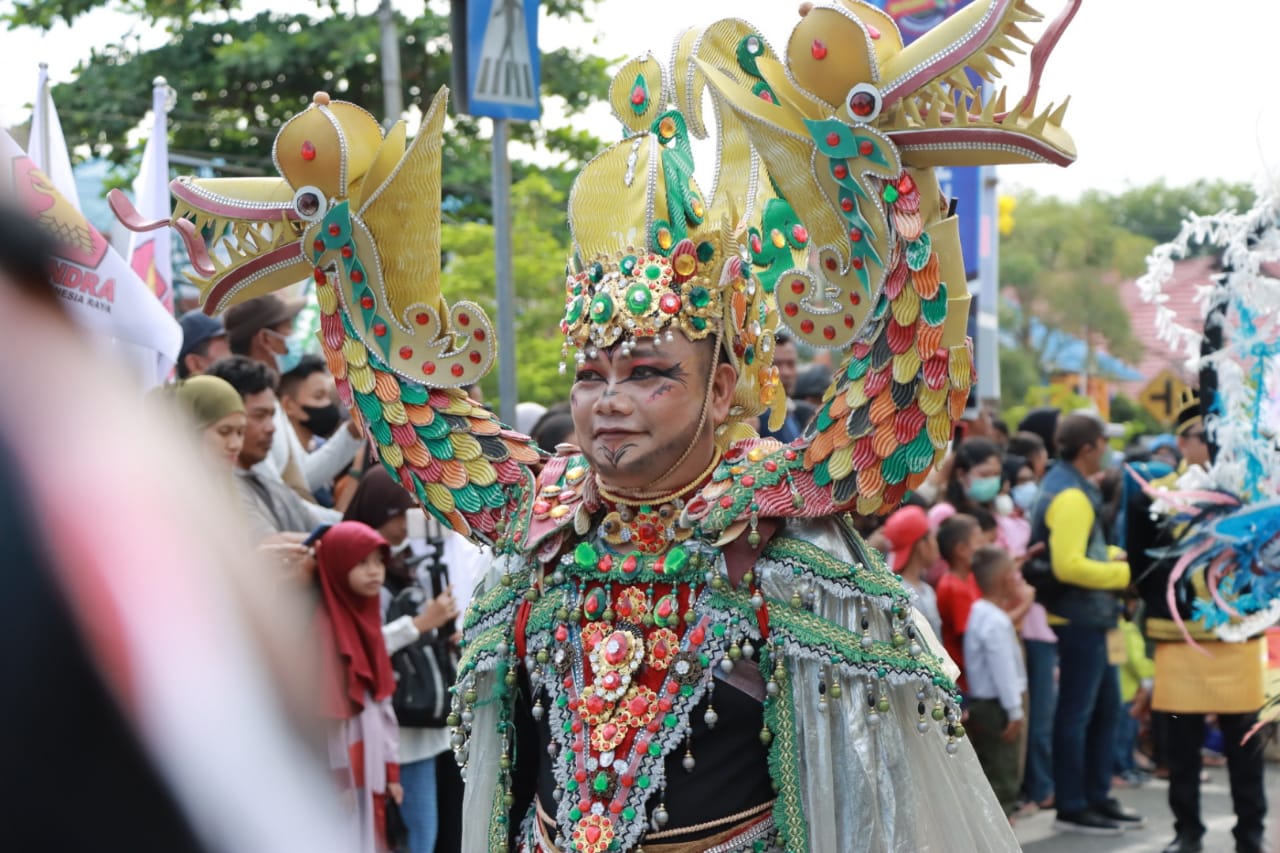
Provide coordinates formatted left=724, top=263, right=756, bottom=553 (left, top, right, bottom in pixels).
left=492, top=117, right=517, bottom=426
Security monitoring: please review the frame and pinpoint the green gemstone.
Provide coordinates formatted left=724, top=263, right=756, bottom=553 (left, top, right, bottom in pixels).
left=877, top=697, right=890, bottom=712
left=882, top=184, right=900, bottom=204
left=626, top=283, right=652, bottom=314
left=649, top=742, right=661, bottom=756
left=567, top=295, right=585, bottom=324
left=691, top=317, right=708, bottom=331
left=637, top=775, right=650, bottom=789
left=744, top=345, right=755, bottom=365
left=696, top=241, right=715, bottom=262
left=593, top=772, right=609, bottom=793
left=664, top=546, right=688, bottom=574
left=622, top=807, right=637, bottom=821
left=590, top=293, right=614, bottom=323
left=712, top=623, right=727, bottom=638
left=566, top=779, right=578, bottom=792
left=689, top=286, right=711, bottom=307
left=557, top=694, right=569, bottom=707
left=569, top=806, right=582, bottom=821
left=575, top=542, right=597, bottom=569
left=620, top=255, right=638, bottom=275
left=644, top=263, right=663, bottom=281
left=663, top=713, right=678, bottom=728
left=590, top=261, right=604, bottom=283
left=681, top=685, right=694, bottom=697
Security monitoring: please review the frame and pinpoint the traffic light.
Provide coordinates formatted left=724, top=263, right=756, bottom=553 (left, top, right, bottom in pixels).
left=998, top=194, right=1016, bottom=236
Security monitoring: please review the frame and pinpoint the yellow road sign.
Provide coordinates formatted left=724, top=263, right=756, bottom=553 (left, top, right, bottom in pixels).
left=1138, top=369, right=1189, bottom=424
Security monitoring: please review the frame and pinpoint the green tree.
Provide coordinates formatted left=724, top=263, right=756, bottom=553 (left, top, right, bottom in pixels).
left=442, top=172, right=572, bottom=408
left=1000, top=191, right=1153, bottom=378
left=11, top=1, right=610, bottom=217
left=1108, top=179, right=1256, bottom=248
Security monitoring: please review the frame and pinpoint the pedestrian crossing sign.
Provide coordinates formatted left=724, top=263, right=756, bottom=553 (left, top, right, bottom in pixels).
left=467, top=0, right=542, bottom=121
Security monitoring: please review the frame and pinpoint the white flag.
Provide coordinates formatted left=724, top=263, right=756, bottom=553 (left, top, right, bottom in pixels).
left=28, top=63, right=81, bottom=210
left=2, top=127, right=182, bottom=388
left=128, top=77, right=174, bottom=314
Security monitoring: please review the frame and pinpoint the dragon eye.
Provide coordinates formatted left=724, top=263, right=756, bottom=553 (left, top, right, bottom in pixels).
left=845, top=83, right=881, bottom=123
left=293, top=185, right=328, bottom=221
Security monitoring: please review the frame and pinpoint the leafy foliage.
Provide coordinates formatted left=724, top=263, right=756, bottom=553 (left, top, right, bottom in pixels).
left=24, top=1, right=610, bottom=218
left=442, top=173, right=572, bottom=408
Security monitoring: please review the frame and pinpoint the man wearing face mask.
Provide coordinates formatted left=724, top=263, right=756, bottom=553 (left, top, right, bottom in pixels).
left=278, top=355, right=352, bottom=506
left=224, top=295, right=365, bottom=505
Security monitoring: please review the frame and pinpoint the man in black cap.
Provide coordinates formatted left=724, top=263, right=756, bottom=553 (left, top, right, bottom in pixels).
left=1131, top=390, right=1267, bottom=853
left=222, top=294, right=364, bottom=510
left=176, top=310, right=231, bottom=379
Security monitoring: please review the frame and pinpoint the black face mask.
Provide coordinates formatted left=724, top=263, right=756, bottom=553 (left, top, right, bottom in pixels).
left=301, top=402, right=342, bottom=438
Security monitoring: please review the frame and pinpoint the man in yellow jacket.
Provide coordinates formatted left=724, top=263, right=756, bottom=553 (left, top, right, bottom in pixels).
left=1130, top=394, right=1266, bottom=853
left=1030, top=414, right=1144, bottom=835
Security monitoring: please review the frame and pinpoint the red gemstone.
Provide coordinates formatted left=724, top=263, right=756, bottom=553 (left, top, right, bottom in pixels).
left=658, top=697, right=672, bottom=712
left=898, top=174, right=916, bottom=194
left=575, top=769, right=587, bottom=783
left=458, top=312, right=470, bottom=327
left=571, top=719, right=583, bottom=733
left=588, top=694, right=607, bottom=714
left=373, top=322, right=387, bottom=337
left=474, top=329, right=486, bottom=341
left=597, top=554, right=613, bottom=572
left=579, top=799, right=592, bottom=814
left=602, top=724, right=618, bottom=740
left=844, top=314, right=856, bottom=328
left=469, top=351, right=482, bottom=364
left=750, top=233, right=762, bottom=253
left=791, top=224, right=808, bottom=244
left=720, top=495, right=734, bottom=509
left=415, top=312, right=430, bottom=325
left=825, top=131, right=841, bottom=147
left=784, top=449, right=797, bottom=460
left=555, top=625, right=568, bottom=642
left=422, top=362, right=436, bottom=375
left=867, top=24, right=881, bottom=39
left=758, top=90, right=774, bottom=104
left=784, top=303, right=799, bottom=317
left=312, top=268, right=325, bottom=284
left=850, top=227, right=863, bottom=242
left=352, top=270, right=364, bottom=283
left=824, top=325, right=836, bottom=340
left=610, top=803, right=623, bottom=815
left=666, top=683, right=678, bottom=695
left=631, top=85, right=646, bottom=105
left=621, top=555, right=638, bottom=574
left=602, top=673, right=620, bottom=691
left=313, top=239, right=325, bottom=252
left=360, top=296, right=375, bottom=310
left=451, top=364, right=464, bottom=377
left=825, top=257, right=838, bottom=271
left=691, top=627, right=706, bottom=645
left=841, top=198, right=854, bottom=213
left=637, top=523, right=658, bottom=544
left=621, top=774, right=634, bottom=786
left=849, top=91, right=876, bottom=118
left=810, top=39, right=827, bottom=60
left=659, top=292, right=682, bottom=314
left=328, top=224, right=341, bottom=236
left=850, top=292, right=861, bottom=306
left=790, top=279, right=805, bottom=294
left=800, top=319, right=815, bottom=334
left=763, top=460, right=778, bottom=472
left=647, top=719, right=661, bottom=733
left=341, top=246, right=352, bottom=258
left=833, top=163, right=849, bottom=180
left=852, top=257, right=864, bottom=270
left=399, top=346, right=413, bottom=359
left=300, top=140, right=316, bottom=161
left=741, top=474, right=755, bottom=487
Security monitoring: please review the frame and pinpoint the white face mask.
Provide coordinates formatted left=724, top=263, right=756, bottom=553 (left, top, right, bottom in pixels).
left=993, top=493, right=1014, bottom=517
left=1011, top=481, right=1039, bottom=513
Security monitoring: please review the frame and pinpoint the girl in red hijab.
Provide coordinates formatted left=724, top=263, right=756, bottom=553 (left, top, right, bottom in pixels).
left=315, top=521, right=402, bottom=852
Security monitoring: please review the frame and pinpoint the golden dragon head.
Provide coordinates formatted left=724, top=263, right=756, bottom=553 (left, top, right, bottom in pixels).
left=112, top=88, right=493, bottom=388
left=688, top=0, right=1078, bottom=352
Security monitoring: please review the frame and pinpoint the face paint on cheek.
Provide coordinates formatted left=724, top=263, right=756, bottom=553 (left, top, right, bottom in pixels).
left=648, top=382, right=676, bottom=403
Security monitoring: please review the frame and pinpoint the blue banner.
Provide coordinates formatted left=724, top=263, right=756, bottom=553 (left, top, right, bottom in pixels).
left=466, top=0, right=542, bottom=121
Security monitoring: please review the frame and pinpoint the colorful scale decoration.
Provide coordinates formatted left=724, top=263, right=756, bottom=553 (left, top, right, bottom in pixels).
left=310, top=215, right=539, bottom=542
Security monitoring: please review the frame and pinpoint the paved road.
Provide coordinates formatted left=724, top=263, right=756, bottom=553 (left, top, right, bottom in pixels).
left=1014, top=765, right=1278, bottom=852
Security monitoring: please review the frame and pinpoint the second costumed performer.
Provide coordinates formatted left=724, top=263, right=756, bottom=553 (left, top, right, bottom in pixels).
left=119, top=1, right=1082, bottom=849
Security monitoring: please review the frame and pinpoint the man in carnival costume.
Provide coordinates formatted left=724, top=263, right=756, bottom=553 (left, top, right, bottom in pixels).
left=115, top=2, right=1082, bottom=849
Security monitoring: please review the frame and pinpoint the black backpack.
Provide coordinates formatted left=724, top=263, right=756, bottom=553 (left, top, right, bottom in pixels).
left=385, top=552, right=457, bottom=728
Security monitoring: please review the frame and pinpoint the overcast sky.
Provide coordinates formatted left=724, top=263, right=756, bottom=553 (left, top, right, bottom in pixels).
left=4, top=0, right=1278, bottom=199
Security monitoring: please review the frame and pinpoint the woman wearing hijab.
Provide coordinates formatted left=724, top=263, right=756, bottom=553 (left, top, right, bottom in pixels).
left=345, top=468, right=461, bottom=853
left=314, top=521, right=403, bottom=852
left=171, top=375, right=246, bottom=471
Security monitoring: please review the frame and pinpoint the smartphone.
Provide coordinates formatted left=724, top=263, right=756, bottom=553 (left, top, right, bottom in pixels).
left=302, top=523, right=332, bottom=548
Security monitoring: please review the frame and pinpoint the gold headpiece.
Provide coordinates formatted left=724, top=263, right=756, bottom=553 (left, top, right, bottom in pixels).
left=563, top=43, right=788, bottom=436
